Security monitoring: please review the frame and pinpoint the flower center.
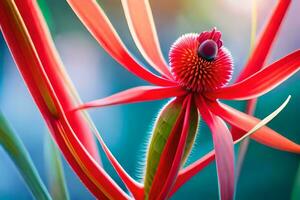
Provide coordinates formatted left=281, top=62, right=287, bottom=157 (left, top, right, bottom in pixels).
left=169, top=28, right=233, bottom=92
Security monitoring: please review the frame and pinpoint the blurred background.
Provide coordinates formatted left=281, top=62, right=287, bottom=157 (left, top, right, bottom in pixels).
left=0, top=0, right=300, bottom=199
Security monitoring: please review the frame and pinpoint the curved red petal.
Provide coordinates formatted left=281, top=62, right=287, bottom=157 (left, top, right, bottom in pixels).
left=170, top=151, right=215, bottom=196
left=171, top=95, right=294, bottom=196
left=207, top=50, right=300, bottom=100
left=236, top=0, right=291, bottom=82
left=196, top=97, right=235, bottom=200
left=76, top=86, right=186, bottom=110
left=67, top=0, right=175, bottom=86
left=14, top=0, right=100, bottom=161
left=121, top=0, right=173, bottom=79
left=90, top=125, right=144, bottom=200
left=0, top=2, right=129, bottom=198
left=53, top=118, right=130, bottom=200
left=209, top=101, right=300, bottom=153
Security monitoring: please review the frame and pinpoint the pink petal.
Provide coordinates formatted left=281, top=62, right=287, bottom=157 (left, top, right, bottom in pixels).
left=209, top=101, right=300, bottom=153
left=206, top=50, right=300, bottom=100
left=76, top=86, right=186, bottom=110
left=236, top=0, right=291, bottom=82
left=149, top=95, right=191, bottom=200
left=197, top=97, right=235, bottom=200
left=121, top=0, right=173, bottom=79
left=66, top=0, right=175, bottom=86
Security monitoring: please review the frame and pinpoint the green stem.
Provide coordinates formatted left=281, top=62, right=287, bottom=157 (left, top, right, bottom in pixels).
left=44, top=133, right=70, bottom=200
left=0, top=111, right=51, bottom=200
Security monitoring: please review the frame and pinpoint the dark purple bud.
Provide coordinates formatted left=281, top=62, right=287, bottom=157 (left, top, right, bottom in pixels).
left=197, top=39, right=218, bottom=61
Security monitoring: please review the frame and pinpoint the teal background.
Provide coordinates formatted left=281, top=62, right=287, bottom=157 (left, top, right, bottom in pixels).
left=0, top=0, right=299, bottom=199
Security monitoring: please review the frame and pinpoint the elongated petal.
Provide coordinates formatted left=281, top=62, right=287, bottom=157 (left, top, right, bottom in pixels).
left=171, top=151, right=215, bottom=196
left=121, top=0, right=172, bottom=79
left=236, top=0, right=291, bottom=82
left=67, top=0, right=175, bottom=86
left=170, top=95, right=292, bottom=196
left=52, top=117, right=129, bottom=200
left=234, top=0, right=292, bottom=180
left=0, top=1, right=129, bottom=198
left=207, top=50, right=300, bottom=100
left=197, top=97, right=235, bottom=200
left=76, top=86, right=186, bottom=110
left=0, top=112, right=51, bottom=200
left=209, top=100, right=300, bottom=153
left=14, top=0, right=100, bottom=162
left=84, top=117, right=144, bottom=200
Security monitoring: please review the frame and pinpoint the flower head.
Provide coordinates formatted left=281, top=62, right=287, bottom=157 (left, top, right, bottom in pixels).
left=169, top=29, right=233, bottom=92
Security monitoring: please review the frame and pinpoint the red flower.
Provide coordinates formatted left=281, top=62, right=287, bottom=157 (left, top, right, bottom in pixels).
left=0, top=0, right=299, bottom=200
left=68, top=0, right=300, bottom=199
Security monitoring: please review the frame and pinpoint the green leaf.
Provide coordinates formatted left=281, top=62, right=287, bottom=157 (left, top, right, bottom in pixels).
left=44, top=133, right=70, bottom=200
left=0, top=111, right=51, bottom=200
left=144, top=97, right=199, bottom=196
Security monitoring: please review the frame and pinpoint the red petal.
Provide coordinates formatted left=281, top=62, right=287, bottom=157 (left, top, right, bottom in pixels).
left=171, top=95, right=295, bottom=196
left=196, top=97, right=235, bottom=200
left=170, top=151, right=215, bottom=196
left=66, top=0, right=175, bottom=86
left=0, top=2, right=129, bottom=198
left=91, top=125, right=144, bottom=200
left=209, top=101, right=300, bottom=153
left=76, top=86, right=186, bottom=110
left=52, top=115, right=130, bottom=200
left=206, top=50, right=300, bottom=100
left=14, top=0, right=100, bottom=161
left=149, top=95, right=191, bottom=200
left=236, top=0, right=291, bottom=82
left=121, top=0, right=173, bottom=79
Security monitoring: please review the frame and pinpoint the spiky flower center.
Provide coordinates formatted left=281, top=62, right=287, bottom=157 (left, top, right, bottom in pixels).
left=169, top=29, right=233, bottom=92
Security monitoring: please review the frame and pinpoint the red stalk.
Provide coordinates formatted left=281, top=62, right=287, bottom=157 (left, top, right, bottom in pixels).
left=0, top=1, right=129, bottom=199
left=14, top=0, right=100, bottom=162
